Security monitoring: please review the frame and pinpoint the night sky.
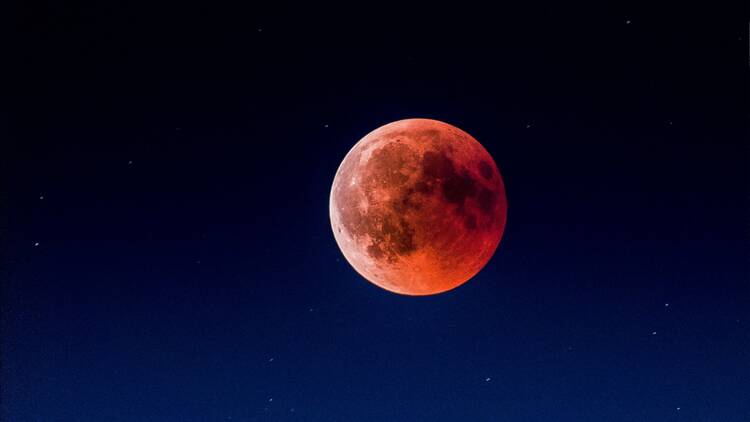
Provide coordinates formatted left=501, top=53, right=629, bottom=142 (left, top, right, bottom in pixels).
left=4, top=3, right=749, bottom=421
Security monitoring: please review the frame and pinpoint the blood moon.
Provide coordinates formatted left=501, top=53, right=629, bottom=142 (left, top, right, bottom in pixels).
left=330, top=118, right=507, bottom=295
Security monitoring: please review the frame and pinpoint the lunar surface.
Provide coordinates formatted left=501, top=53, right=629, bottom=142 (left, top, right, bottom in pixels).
left=330, top=118, right=507, bottom=295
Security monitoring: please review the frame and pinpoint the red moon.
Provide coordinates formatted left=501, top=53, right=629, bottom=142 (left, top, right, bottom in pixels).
left=330, top=118, right=507, bottom=295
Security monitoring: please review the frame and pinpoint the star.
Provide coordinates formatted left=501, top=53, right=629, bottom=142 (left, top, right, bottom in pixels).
left=651, top=331, right=657, bottom=335
left=664, top=303, right=670, bottom=308
left=485, top=377, right=491, bottom=382
left=33, top=242, right=39, bottom=247
left=268, top=397, right=273, bottom=402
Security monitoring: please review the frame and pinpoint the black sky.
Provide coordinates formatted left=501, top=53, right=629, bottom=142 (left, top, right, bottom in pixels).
left=4, top=2, right=749, bottom=421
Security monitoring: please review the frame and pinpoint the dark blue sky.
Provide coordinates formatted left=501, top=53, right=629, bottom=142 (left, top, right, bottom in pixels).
left=4, top=2, right=748, bottom=421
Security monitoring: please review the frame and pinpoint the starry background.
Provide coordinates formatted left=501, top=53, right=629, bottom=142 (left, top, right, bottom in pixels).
left=3, top=2, right=749, bottom=421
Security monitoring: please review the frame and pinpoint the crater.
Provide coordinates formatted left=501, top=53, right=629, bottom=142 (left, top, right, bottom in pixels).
left=422, top=150, right=479, bottom=207
left=365, top=142, right=416, bottom=188
left=392, top=187, right=421, bottom=214
left=365, top=214, right=416, bottom=263
left=477, top=188, right=497, bottom=216
left=478, top=160, right=494, bottom=179
left=463, top=214, right=477, bottom=230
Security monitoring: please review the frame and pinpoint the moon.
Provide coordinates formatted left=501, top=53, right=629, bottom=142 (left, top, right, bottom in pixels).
left=330, top=118, right=507, bottom=295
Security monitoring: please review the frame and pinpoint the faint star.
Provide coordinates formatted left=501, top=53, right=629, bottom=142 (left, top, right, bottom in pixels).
left=268, top=397, right=273, bottom=402
left=665, top=303, right=670, bottom=307
left=309, top=307, right=314, bottom=312
left=676, top=407, right=681, bottom=411
left=33, top=242, right=39, bottom=247
left=195, top=260, right=201, bottom=264
left=128, top=160, right=133, bottom=165
left=257, top=28, right=263, bottom=32
left=652, top=331, right=657, bottom=335
left=290, top=408, right=295, bottom=412
left=625, top=19, right=631, bottom=24
left=525, top=124, right=531, bottom=129
left=324, top=124, right=329, bottom=128
left=667, top=121, right=673, bottom=125
left=268, top=357, right=274, bottom=362
left=485, top=377, right=491, bottom=382
left=39, top=195, right=44, bottom=200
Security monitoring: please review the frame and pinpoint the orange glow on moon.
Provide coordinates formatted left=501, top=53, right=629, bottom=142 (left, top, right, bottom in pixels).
left=330, top=118, right=507, bottom=295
